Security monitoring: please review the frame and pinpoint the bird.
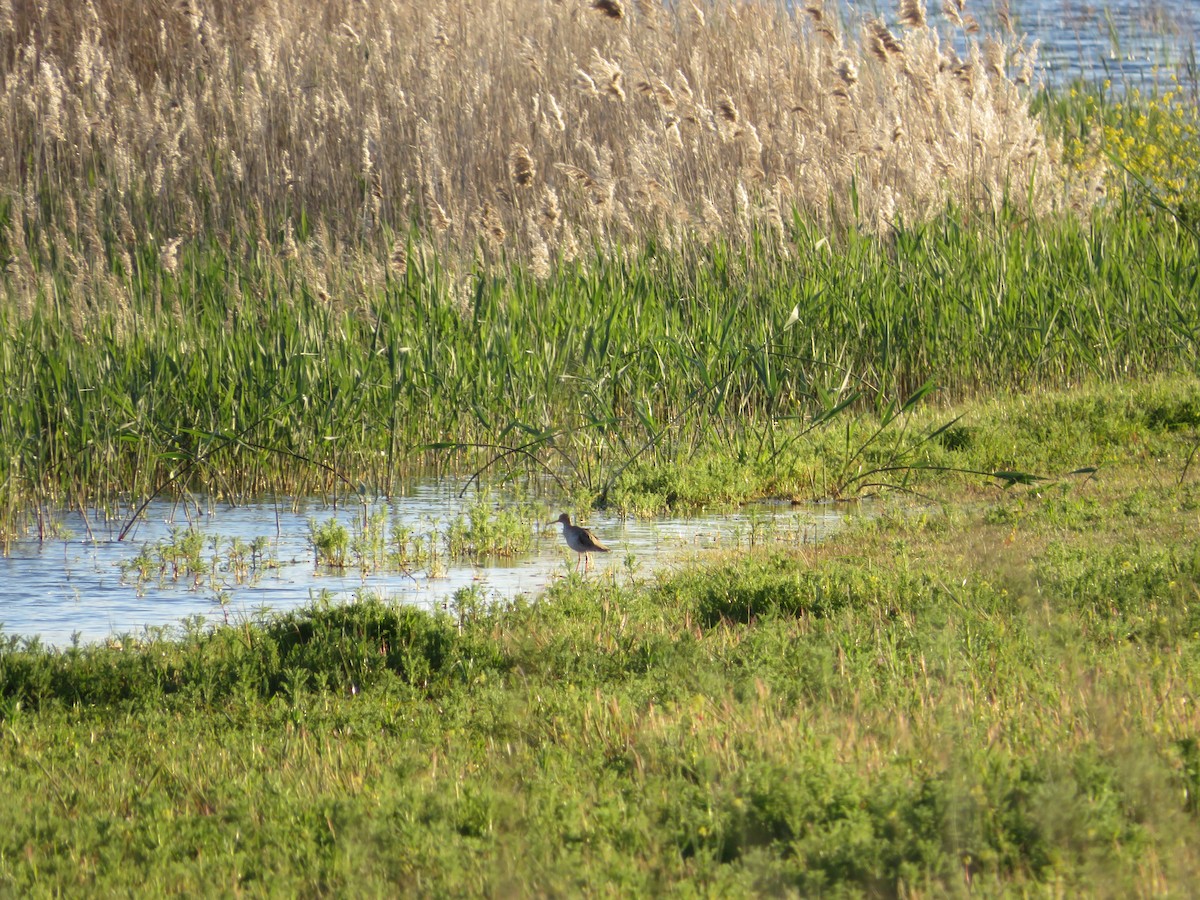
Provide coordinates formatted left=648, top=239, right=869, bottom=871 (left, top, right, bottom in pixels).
left=550, top=513, right=610, bottom=572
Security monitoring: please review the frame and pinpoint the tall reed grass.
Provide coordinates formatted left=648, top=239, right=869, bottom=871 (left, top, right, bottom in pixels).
left=1, top=201, right=1196, bottom=533
left=0, top=0, right=1080, bottom=296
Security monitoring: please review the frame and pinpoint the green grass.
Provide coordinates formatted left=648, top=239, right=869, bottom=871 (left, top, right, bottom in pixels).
left=3, top=201, right=1198, bottom=533
left=3, top=382, right=1200, bottom=895
left=607, top=374, right=1200, bottom=510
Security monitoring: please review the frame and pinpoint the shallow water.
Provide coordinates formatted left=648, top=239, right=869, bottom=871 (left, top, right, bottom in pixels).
left=856, top=0, right=1198, bottom=87
left=0, top=483, right=856, bottom=647
left=999, top=0, right=1196, bottom=85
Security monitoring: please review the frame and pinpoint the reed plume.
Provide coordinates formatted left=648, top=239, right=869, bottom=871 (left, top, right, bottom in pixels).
left=591, top=0, right=624, bottom=22
left=0, top=0, right=1084, bottom=294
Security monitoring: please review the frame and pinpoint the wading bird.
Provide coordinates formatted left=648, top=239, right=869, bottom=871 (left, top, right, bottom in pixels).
left=551, top=513, right=610, bottom=572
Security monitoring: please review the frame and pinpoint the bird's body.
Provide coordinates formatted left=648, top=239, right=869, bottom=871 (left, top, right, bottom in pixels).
left=551, top=513, right=609, bottom=571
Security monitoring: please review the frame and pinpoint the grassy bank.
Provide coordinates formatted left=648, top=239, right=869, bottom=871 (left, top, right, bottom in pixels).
left=3, top=380, right=1200, bottom=895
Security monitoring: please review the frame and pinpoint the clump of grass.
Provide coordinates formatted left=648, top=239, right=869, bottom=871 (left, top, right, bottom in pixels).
left=304, top=498, right=538, bottom=576
left=121, top=527, right=274, bottom=593
left=446, top=495, right=537, bottom=560
left=308, top=516, right=351, bottom=569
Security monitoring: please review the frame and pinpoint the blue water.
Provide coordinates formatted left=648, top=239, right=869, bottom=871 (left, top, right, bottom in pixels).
left=0, top=485, right=852, bottom=646
left=850, top=0, right=1198, bottom=88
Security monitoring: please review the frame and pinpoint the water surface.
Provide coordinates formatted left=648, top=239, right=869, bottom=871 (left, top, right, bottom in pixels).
left=853, top=0, right=1198, bottom=87
left=1, top=484, right=854, bottom=647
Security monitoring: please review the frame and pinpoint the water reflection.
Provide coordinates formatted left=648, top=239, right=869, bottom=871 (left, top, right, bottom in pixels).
left=0, top=483, right=857, bottom=647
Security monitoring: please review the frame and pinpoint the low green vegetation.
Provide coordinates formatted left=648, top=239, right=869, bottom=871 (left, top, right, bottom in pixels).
left=3, top=0, right=1199, bottom=893
left=3, top=381, right=1200, bottom=895
left=121, top=528, right=275, bottom=594
left=305, top=494, right=540, bottom=573
left=609, top=374, right=1200, bottom=510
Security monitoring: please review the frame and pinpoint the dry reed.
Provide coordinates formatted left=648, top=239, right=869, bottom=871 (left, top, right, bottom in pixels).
left=0, top=0, right=1085, bottom=297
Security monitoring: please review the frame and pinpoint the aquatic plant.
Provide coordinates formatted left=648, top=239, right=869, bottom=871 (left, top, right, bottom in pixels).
left=120, top=528, right=273, bottom=592
left=308, top=517, right=350, bottom=569
left=446, top=495, right=538, bottom=560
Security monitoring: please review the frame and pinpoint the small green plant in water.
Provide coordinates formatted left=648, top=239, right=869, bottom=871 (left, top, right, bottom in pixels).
left=308, top=517, right=350, bottom=569
left=122, top=529, right=272, bottom=592
left=120, top=527, right=209, bottom=590
left=446, top=494, right=536, bottom=560
left=351, top=509, right=390, bottom=573
left=387, top=514, right=423, bottom=569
